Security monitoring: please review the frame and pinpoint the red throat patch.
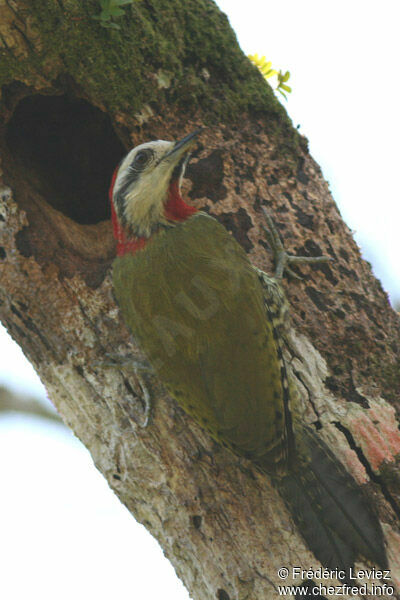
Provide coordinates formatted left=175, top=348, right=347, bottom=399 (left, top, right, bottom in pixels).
left=109, top=170, right=197, bottom=257
left=164, top=179, right=198, bottom=222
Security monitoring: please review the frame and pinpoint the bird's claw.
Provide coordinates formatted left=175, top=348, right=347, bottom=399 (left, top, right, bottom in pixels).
left=94, top=353, right=153, bottom=427
left=96, top=353, right=154, bottom=374
left=135, top=373, right=152, bottom=428
left=261, top=206, right=333, bottom=280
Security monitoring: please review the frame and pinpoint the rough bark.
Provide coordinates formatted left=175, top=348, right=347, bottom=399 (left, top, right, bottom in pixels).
left=1, top=1, right=400, bottom=598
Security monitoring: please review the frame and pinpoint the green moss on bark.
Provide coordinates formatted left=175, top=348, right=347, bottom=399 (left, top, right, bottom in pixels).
left=1, top=0, right=299, bottom=154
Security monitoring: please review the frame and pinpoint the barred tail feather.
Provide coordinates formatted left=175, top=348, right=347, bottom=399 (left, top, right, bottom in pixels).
left=276, top=427, right=387, bottom=571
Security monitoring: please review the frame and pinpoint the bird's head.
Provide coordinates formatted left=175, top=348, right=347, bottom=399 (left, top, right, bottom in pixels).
left=110, top=130, right=201, bottom=254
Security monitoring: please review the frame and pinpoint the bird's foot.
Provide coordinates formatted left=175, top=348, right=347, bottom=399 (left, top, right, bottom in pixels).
left=261, top=207, right=333, bottom=280
left=94, top=353, right=154, bottom=427
left=135, top=373, right=152, bottom=428
left=97, top=352, right=154, bottom=374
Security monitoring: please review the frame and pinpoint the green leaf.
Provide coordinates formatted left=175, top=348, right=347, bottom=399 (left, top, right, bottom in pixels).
left=108, top=6, right=125, bottom=16
left=280, top=83, right=292, bottom=93
left=100, top=0, right=110, bottom=9
left=102, top=21, right=121, bottom=29
left=116, top=0, right=134, bottom=5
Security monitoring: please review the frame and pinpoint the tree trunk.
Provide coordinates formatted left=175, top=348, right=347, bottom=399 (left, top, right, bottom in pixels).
left=1, top=1, right=400, bottom=598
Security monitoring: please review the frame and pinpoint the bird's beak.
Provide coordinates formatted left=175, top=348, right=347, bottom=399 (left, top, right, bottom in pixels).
left=163, top=129, right=202, bottom=162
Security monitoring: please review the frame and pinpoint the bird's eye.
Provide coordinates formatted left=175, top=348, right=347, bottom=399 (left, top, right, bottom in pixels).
left=133, top=149, right=153, bottom=169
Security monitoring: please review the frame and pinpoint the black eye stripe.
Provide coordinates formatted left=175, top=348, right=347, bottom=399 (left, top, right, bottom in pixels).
left=113, top=149, right=153, bottom=208
left=113, top=168, right=141, bottom=216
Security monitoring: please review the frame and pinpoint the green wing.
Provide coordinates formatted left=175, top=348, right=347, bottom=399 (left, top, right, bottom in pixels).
left=113, top=213, right=293, bottom=472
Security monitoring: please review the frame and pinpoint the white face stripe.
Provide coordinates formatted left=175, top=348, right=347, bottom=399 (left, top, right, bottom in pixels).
left=113, top=140, right=178, bottom=238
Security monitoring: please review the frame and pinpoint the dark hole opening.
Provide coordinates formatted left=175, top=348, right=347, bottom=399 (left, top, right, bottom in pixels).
left=5, top=93, right=126, bottom=224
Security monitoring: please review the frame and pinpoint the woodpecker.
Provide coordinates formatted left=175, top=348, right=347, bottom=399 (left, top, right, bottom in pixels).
left=110, top=130, right=387, bottom=572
